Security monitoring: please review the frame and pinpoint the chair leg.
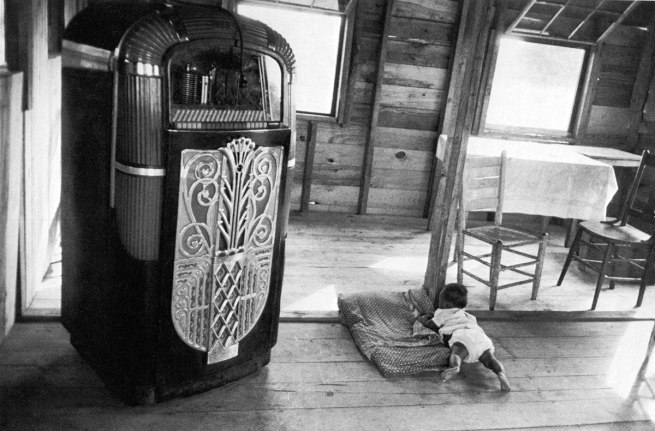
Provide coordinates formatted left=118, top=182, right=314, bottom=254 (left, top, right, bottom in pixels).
left=558, top=229, right=583, bottom=286
left=489, top=242, right=502, bottom=311
left=456, top=233, right=464, bottom=286
left=531, top=233, right=548, bottom=300
left=592, top=243, right=613, bottom=311
left=636, top=246, right=655, bottom=307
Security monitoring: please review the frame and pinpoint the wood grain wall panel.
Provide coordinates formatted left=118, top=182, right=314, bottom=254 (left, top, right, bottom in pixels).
left=377, top=106, right=440, bottom=131
left=383, top=63, right=447, bottom=88
left=295, top=0, right=459, bottom=216
left=370, top=169, right=429, bottom=191
left=315, top=122, right=369, bottom=146
left=603, top=24, right=648, bottom=48
left=388, top=17, right=453, bottom=45
left=581, top=133, right=628, bottom=148
left=385, top=40, right=451, bottom=68
left=349, top=81, right=374, bottom=104
left=368, top=187, right=426, bottom=212
left=380, top=84, right=442, bottom=110
left=372, top=147, right=432, bottom=172
left=314, top=143, right=366, bottom=169
left=587, top=105, right=632, bottom=136
left=366, top=206, right=423, bottom=217
left=393, top=0, right=458, bottom=24
left=375, top=127, right=437, bottom=151
left=307, top=185, right=360, bottom=213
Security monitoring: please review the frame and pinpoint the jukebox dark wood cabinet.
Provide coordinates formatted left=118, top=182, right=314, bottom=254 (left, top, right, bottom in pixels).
left=60, top=1, right=295, bottom=404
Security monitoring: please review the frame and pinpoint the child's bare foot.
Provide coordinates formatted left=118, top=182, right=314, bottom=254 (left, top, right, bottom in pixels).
left=441, top=366, right=460, bottom=381
left=498, top=372, right=511, bottom=391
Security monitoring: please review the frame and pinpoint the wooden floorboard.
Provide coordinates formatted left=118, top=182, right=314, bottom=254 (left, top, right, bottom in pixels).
left=1, top=319, right=654, bottom=430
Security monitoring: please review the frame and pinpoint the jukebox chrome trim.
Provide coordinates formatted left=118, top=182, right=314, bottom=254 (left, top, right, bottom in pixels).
left=114, top=161, right=166, bottom=177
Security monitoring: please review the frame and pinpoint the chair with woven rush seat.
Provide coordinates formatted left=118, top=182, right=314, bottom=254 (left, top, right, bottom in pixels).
left=557, top=150, right=655, bottom=310
left=456, top=151, right=548, bottom=310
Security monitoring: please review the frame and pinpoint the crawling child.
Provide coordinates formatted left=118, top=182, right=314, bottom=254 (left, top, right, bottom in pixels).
left=418, top=283, right=511, bottom=391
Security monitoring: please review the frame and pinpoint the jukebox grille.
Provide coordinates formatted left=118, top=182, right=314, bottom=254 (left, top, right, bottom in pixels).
left=172, top=137, right=282, bottom=364
left=117, top=74, right=163, bottom=166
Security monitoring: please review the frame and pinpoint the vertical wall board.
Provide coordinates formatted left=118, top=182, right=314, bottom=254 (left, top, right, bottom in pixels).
left=0, top=72, right=23, bottom=341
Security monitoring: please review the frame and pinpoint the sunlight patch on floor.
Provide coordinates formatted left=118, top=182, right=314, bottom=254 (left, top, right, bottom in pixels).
left=606, top=322, right=654, bottom=399
left=368, top=256, right=427, bottom=272
left=282, top=284, right=338, bottom=312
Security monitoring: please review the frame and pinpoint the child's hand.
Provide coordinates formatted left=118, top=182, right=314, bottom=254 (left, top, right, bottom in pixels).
left=418, top=314, right=434, bottom=326
left=418, top=314, right=438, bottom=331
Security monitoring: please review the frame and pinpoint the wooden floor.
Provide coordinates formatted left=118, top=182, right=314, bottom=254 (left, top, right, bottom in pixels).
left=4, top=212, right=655, bottom=429
left=282, top=212, right=655, bottom=319
left=1, top=318, right=654, bottom=430
left=26, top=212, right=655, bottom=318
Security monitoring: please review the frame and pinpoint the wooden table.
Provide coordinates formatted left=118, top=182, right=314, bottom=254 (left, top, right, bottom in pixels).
left=464, top=137, right=619, bottom=222
left=549, top=144, right=642, bottom=168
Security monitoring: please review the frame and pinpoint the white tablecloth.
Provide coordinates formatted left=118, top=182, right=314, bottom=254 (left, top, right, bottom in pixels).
left=466, top=137, right=618, bottom=221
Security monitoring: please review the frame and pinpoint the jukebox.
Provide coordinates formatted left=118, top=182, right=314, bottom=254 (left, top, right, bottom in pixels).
left=60, top=1, right=295, bottom=404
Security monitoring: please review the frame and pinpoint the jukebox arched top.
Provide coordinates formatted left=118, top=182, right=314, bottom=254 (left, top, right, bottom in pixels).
left=63, top=1, right=296, bottom=130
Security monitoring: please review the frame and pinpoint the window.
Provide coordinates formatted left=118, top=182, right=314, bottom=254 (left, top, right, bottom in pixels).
left=483, top=37, right=587, bottom=136
left=238, top=0, right=355, bottom=121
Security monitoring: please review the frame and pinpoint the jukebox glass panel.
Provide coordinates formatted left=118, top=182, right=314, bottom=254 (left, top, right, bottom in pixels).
left=167, top=43, right=284, bottom=130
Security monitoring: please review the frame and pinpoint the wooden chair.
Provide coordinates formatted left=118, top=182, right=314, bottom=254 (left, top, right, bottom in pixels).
left=456, top=151, right=548, bottom=310
left=557, top=150, right=655, bottom=310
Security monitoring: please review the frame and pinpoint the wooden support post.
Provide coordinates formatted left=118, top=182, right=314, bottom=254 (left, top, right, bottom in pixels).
left=427, top=1, right=498, bottom=219
left=357, top=0, right=394, bottom=215
left=423, top=0, right=490, bottom=304
left=300, top=121, right=317, bottom=212
left=625, top=13, right=655, bottom=152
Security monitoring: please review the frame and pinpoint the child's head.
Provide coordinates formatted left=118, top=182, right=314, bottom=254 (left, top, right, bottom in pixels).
left=438, top=283, right=468, bottom=309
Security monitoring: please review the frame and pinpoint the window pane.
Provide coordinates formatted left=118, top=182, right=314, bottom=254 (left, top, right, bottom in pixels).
left=239, top=4, right=342, bottom=115
left=485, top=38, right=586, bottom=132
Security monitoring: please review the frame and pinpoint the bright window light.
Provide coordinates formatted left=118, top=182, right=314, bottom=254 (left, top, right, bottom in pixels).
left=485, top=38, right=586, bottom=133
left=238, top=3, right=343, bottom=116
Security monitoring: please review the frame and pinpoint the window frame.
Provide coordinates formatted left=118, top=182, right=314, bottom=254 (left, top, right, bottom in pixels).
left=477, top=34, right=592, bottom=142
left=237, top=0, right=357, bottom=124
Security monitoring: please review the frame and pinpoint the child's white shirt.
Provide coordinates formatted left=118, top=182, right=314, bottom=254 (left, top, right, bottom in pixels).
left=431, top=308, right=478, bottom=336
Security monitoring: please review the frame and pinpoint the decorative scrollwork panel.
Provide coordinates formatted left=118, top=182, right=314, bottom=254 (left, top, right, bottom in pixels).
left=172, top=138, right=283, bottom=364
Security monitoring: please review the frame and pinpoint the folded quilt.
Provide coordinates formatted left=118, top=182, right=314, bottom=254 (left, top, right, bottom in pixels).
left=338, top=288, right=451, bottom=377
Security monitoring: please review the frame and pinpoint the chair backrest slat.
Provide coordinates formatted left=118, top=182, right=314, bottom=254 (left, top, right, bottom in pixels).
left=622, top=150, right=655, bottom=233
left=461, top=152, right=507, bottom=226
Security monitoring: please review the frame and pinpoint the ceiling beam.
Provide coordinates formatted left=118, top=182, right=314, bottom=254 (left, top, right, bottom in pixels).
left=506, top=0, right=536, bottom=33
left=568, top=0, right=606, bottom=40
left=540, top=0, right=572, bottom=35
left=597, top=1, right=641, bottom=43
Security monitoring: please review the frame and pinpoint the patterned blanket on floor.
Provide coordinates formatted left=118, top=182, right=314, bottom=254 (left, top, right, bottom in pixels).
left=337, top=288, right=451, bottom=377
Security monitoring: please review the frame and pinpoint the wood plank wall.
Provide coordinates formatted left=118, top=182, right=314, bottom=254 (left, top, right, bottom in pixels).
left=292, top=0, right=460, bottom=217
left=503, top=1, right=654, bottom=150
left=586, top=23, right=653, bottom=148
